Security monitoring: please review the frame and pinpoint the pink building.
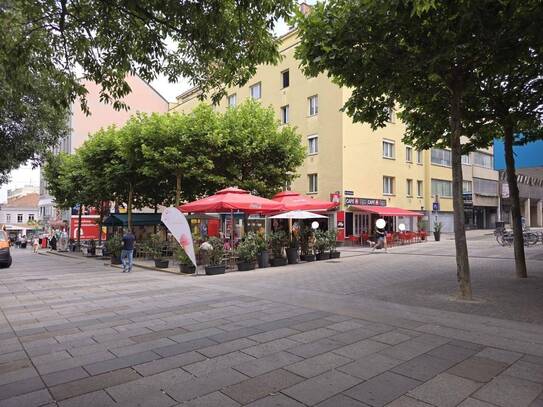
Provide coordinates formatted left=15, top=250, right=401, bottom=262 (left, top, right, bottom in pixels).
left=40, top=75, right=169, bottom=223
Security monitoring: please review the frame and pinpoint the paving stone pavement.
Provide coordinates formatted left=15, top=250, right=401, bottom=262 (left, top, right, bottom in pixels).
left=0, top=237, right=543, bottom=407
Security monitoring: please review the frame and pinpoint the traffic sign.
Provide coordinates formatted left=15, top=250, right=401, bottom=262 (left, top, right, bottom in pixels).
left=432, top=202, right=440, bottom=211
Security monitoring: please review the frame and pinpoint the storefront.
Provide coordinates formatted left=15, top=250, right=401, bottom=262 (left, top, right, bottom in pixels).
left=343, top=197, right=423, bottom=237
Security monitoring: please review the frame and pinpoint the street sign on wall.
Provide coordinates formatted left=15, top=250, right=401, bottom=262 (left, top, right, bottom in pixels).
left=432, top=202, right=440, bottom=211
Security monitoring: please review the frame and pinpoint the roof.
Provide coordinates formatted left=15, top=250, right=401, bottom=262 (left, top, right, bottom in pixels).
left=3, top=193, right=39, bottom=209
left=350, top=205, right=423, bottom=217
left=103, top=213, right=163, bottom=226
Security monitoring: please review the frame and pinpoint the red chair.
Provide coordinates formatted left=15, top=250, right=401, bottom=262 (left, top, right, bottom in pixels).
left=386, top=233, right=395, bottom=247
left=361, top=232, right=369, bottom=246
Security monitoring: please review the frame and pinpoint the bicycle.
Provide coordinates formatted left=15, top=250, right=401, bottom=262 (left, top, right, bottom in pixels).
left=495, top=227, right=539, bottom=247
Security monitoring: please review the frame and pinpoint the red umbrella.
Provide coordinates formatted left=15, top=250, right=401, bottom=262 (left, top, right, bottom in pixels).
left=272, top=191, right=338, bottom=211
left=180, top=187, right=284, bottom=214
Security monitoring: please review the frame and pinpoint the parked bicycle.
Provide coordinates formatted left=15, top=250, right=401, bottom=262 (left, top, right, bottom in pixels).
left=494, top=226, right=539, bottom=247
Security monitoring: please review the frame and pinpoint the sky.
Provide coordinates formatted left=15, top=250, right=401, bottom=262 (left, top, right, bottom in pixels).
left=1, top=2, right=310, bottom=201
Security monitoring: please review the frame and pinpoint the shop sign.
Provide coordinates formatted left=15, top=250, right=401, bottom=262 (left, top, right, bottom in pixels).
left=345, top=197, right=387, bottom=206
left=344, top=190, right=354, bottom=196
left=337, top=221, right=345, bottom=228
left=330, top=192, right=341, bottom=203
left=501, top=183, right=510, bottom=198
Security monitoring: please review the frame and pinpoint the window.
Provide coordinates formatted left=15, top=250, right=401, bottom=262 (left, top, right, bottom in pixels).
left=6, top=214, right=11, bottom=223
left=308, top=95, right=318, bottom=116
left=227, top=94, right=236, bottom=108
left=17, top=214, right=23, bottom=223
left=473, top=152, right=493, bottom=169
left=383, top=140, right=395, bottom=159
left=308, top=173, right=318, bottom=193
left=281, top=70, right=290, bottom=88
left=417, top=180, right=423, bottom=197
left=417, top=150, right=423, bottom=164
left=28, top=214, right=35, bottom=222
left=383, top=176, right=395, bottom=195
left=250, top=82, right=261, bottom=100
left=387, top=107, right=396, bottom=123
left=405, top=146, right=413, bottom=162
left=280, top=105, right=289, bottom=124
left=406, top=179, right=413, bottom=196
left=431, top=148, right=452, bottom=167
left=461, top=154, right=470, bottom=165
left=462, top=180, right=473, bottom=193
left=308, top=135, right=318, bottom=155
left=431, top=179, right=453, bottom=197
left=473, top=178, right=498, bottom=196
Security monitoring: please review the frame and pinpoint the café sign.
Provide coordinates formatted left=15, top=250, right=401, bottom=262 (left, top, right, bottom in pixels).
left=345, top=197, right=387, bottom=206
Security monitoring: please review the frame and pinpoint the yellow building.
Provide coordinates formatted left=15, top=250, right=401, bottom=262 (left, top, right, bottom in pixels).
left=170, top=29, right=500, bottom=235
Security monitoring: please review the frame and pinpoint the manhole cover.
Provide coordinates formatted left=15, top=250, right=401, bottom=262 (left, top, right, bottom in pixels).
left=24, top=278, right=49, bottom=282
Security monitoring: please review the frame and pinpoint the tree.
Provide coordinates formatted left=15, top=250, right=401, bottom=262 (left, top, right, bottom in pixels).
left=295, top=0, right=519, bottom=299
left=1, top=0, right=295, bottom=182
left=42, top=152, right=92, bottom=246
left=137, top=106, right=219, bottom=207
left=215, top=100, right=306, bottom=197
left=463, top=1, right=543, bottom=279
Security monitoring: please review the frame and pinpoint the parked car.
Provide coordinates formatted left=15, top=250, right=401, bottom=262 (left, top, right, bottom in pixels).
left=0, top=230, right=12, bottom=268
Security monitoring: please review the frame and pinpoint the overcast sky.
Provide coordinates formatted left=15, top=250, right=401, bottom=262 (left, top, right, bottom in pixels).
left=2, top=2, right=311, bottom=201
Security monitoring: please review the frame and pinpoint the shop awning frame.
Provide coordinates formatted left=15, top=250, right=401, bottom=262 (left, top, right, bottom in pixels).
left=103, top=213, right=163, bottom=226
left=350, top=205, right=423, bottom=217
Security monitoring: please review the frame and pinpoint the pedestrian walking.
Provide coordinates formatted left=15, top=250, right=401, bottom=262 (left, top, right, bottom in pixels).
left=370, top=219, right=388, bottom=253
left=32, top=236, right=39, bottom=253
left=121, top=229, right=136, bottom=273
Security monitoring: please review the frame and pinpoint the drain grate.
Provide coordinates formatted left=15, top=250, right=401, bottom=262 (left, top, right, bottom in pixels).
left=24, top=278, right=49, bottom=282
left=325, top=260, right=341, bottom=264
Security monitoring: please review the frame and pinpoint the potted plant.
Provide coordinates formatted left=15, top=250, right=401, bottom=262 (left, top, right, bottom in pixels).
left=147, top=233, right=169, bottom=268
left=236, top=232, right=259, bottom=271
left=299, top=225, right=316, bottom=261
left=286, top=233, right=299, bottom=264
left=315, top=230, right=330, bottom=260
left=417, top=219, right=428, bottom=241
left=105, top=235, right=123, bottom=264
left=176, top=244, right=198, bottom=274
left=269, top=231, right=288, bottom=267
left=433, top=222, right=443, bottom=242
left=255, top=234, right=269, bottom=268
left=204, top=237, right=226, bottom=275
left=328, top=229, right=341, bottom=259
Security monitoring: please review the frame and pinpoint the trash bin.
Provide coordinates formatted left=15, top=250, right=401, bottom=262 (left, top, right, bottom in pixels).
left=495, top=221, right=505, bottom=229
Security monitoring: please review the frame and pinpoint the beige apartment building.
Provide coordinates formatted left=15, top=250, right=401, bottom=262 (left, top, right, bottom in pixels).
left=171, top=29, right=500, bottom=235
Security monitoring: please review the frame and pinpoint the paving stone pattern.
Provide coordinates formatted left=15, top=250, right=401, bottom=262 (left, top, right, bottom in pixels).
left=0, top=245, right=542, bottom=406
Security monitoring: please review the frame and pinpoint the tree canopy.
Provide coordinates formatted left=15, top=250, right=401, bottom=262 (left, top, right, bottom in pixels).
left=1, top=0, right=296, bottom=184
left=44, top=101, right=305, bottom=230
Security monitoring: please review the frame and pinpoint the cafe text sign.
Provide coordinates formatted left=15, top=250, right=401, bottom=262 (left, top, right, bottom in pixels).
left=345, top=197, right=387, bottom=206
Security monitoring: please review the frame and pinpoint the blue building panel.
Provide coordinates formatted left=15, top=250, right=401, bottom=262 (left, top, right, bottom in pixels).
left=493, top=139, right=543, bottom=170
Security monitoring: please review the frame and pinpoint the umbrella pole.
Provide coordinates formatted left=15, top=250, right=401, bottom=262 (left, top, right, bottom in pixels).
left=230, top=210, right=234, bottom=252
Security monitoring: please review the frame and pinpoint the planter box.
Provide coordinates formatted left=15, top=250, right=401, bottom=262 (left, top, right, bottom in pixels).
left=237, top=262, right=256, bottom=271
left=270, top=257, right=287, bottom=267
left=301, top=254, right=316, bottom=262
left=205, top=265, right=226, bottom=275
left=329, top=251, right=341, bottom=259
left=179, top=264, right=196, bottom=274
left=433, top=232, right=441, bottom=242
left=154, top=259, right=170, bottom=269
left=286, top=248, right=299, bottom=264
left=257, top=252, right=269, bottom=268
left=316, top=252, right=330, bottom=261
left=111, top=256, right=122, bottom=265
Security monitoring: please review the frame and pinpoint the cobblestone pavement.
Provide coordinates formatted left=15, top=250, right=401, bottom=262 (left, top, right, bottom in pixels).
left=1, top=235, right=542, bottom=407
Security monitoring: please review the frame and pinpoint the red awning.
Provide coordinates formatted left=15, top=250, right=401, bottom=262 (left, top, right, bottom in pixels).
left=180, top=187, right=284, bottom=214
left=350, top=205, right=423, bottom=217
left=272, top=191, right=338, bottom=211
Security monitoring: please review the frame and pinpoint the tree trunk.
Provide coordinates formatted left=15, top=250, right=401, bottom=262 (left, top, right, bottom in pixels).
left=175, top=173, right=181, bottom=207
left=77, top=204, right=83, bottom=248
left=503, top=124, right=527, bottom=278
left=449, top=87, right=472, bottom=300
left=127, top=185, right=133, bottom=231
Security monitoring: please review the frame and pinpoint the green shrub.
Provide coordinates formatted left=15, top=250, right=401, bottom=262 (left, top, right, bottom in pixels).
left=269, top=231, right=287, bottom=259
left=105, top=235, right=122, bottom=257
left=236, top=232, right=259, bottom=263
left=206, top=237, right=225, bottom=266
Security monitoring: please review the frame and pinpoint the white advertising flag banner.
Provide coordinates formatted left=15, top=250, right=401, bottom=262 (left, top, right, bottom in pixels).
left=161, top=207, right=196, bottom=267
